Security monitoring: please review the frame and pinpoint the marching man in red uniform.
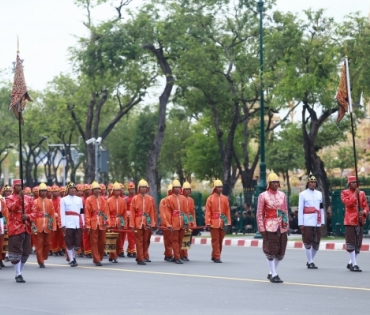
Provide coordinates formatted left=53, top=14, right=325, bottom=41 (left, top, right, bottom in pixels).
left=6, top=179, right=43, bottom=283
left=257, top=172, right=289, bottom=283
left=85, top=181, right=109, bottom=266
left=181, top=181, right=197, bottom=261
left=130, top=179, right=156, bottom=265
left=205, top=179, right=231, bottom=264
left=107, top=182, right=127, bottom=263
left=34, top=183, right=56, bottom=268
left=124, top=182, right=137, bottom=258
left=159, top=184, right=173, bottom=262
left=51, top=184, right=64, bottom=257
left=341, top=175, right=369, bottom=272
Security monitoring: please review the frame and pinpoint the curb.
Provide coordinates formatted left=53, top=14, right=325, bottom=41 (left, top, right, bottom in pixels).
left=150, top=236, right=370, bottom=252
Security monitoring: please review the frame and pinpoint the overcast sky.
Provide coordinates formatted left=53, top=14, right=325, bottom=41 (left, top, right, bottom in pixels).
left=0, top=0, right=369, bottom=91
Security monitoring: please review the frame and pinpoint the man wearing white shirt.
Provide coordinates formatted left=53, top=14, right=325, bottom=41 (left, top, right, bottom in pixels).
left=60, top=182, right=83, bottom=267
left=298, top=172, right=325, bottom=269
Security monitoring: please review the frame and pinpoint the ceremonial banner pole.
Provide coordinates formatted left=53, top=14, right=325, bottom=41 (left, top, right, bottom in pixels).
left=9, top=39, right=32, bottom=214
left=337, top=57, right=362, bottom=222
left=345, top=58, right=359, bottom=186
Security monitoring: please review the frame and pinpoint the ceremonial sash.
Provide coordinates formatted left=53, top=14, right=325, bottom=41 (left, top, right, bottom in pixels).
left=135, top=211, right=143, bottom=217
left=172, top=210, right=180, bottom=217
left=211, top=213, right=220, bottom=219
left=265, top=210, right=288, bottom=229
left=66, top=211, right=83, bottom=228
left=303, top=206, right=321, bottom=224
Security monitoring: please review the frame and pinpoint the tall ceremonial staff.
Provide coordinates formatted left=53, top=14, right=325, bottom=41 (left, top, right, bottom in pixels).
left=8, top=38, right=33, bottom=214
left=336, top=57, right=362, bottom=221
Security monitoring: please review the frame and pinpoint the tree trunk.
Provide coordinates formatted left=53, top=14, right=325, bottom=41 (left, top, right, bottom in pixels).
left=144, top=44, right=174, bottom=208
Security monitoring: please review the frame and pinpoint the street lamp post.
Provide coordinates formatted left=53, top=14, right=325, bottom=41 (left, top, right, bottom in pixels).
left=254, top=0, right=266, bottom=239
left=85, top=137, right=102, bottom=182
left=258, top=0, right=266, bottom=189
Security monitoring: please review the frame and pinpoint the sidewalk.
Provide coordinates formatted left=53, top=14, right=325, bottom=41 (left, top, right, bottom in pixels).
left=150, top=232, right=370, bottom=252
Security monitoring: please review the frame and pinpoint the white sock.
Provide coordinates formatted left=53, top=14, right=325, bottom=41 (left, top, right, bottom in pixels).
left=14, top=261, right=21, bottom=276
left=20, top=262, right=25, bottom=273
left=67, top=249, right=74, bottom=262
left=72, top=248, right=76, bottom=259
left=267, top=259, right=271, bottom=275
left=274, top=258, right=280, bottom=272
left=305, top=248, right=312, bottom=263
left=267, top=259, right=276, bottom=277
left=350, top=251, right=357, bottom=266
left=311, top=248, right=318, bottom=261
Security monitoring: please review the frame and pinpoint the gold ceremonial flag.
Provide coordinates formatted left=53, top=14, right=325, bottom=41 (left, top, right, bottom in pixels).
left=336, top=58, right=352, bottom=123
left=9, top=54, right=32, bottom=125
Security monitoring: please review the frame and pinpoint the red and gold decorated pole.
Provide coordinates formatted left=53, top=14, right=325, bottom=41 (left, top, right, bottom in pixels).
left=8, top=38, right=33, bottom=213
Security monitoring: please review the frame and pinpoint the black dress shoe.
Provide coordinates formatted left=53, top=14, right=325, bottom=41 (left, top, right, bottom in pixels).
left=137, top=261, right=146, bottom=265
left=15, top=275, right=26, bottom=283
left=211, top=257, right=215, bottom=261
left=118, top=253, right=125, bottom=257
left=270, top=275, right=283, bottom=283
left=182, top=257, right=190, bottom=262
left=69, top=259, right=78, bottom=267
left=350, top=265, right=362, bottom=272
left=0, top=261, right=4, bottom=268
left=144, top=259, right=151, bottom=262
left=53, top=252, right=58, bottom=257
left=213, top=259, right=222, bottom=263
left=346, top=263, right=352, bottom=270
left=109, top=258, right=113, bottom=262
left=267, top=274, right=272, bottom=280
left=78, top=253, right=84, bottom=258
left=112, top=259, right=118, bottom=263
left=104, top=253, right=108, bottom=257
left=86, top=254, right=92, bottom=259
left=127, top=253, right=135, bottom=258
left=39, top=264, right=45, bottom=268
left=174, top=259, right=183, bottom=264
left=307, top=262, right=318, bottom=269
left=95, top=262, right=103, bottom=266
left=4, top=257, right=9, bottom=262
left=58, top=251, right=64, bottom=256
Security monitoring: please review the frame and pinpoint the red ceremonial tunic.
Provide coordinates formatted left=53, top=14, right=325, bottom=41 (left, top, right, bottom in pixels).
left=205, top=193, right=231, bottom=228
left=52, top=197, right=61, bottom=228
left=341, top=189, right=369, bottom=226
left=165, top=194, right=188, bottom=230
left=257, top=189, right=289, bottom=233
left=34, top=197, right=56, bottom=233
left=107, top=196, right=127, bottom=229
left=129, top=194, right=156, bottom=229
left=5, top=194, right=42, bottom=236
left=85, top=196, right=109, bottom=230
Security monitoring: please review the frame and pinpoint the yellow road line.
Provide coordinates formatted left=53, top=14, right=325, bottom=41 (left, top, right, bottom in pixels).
left=28, top=262, right=370, bottom=292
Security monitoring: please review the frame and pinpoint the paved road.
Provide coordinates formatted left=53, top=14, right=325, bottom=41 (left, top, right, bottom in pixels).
left=0, top=244, right=368, bottom=315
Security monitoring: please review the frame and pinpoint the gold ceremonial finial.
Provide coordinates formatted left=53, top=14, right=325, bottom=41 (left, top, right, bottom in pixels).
left=17, top=35, right=19, bottom=54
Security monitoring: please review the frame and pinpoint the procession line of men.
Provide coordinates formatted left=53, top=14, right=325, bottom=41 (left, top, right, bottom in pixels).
left=0, top=177, right=232, bottom=282
left=257, top=171, right=369, bottom=283
left=1, top=173, right=367, bottom=284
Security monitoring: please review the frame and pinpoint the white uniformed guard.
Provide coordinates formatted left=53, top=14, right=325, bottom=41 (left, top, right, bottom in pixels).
left=298, top=172, right=325, bottom=269
left=60, top=182, right=84, bottom=267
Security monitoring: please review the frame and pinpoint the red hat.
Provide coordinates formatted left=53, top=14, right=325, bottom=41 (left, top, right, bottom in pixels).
left=127, top=182, right=135, bottom=189
left=13, top=179, right=22, bottom=186
left=84, top=184, right=91, bottom=191
left=51, top=185, right=59, bottom=192
left=100, top=183, right=106, bottom=190
left=347, top=176, right=357, bottom=185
